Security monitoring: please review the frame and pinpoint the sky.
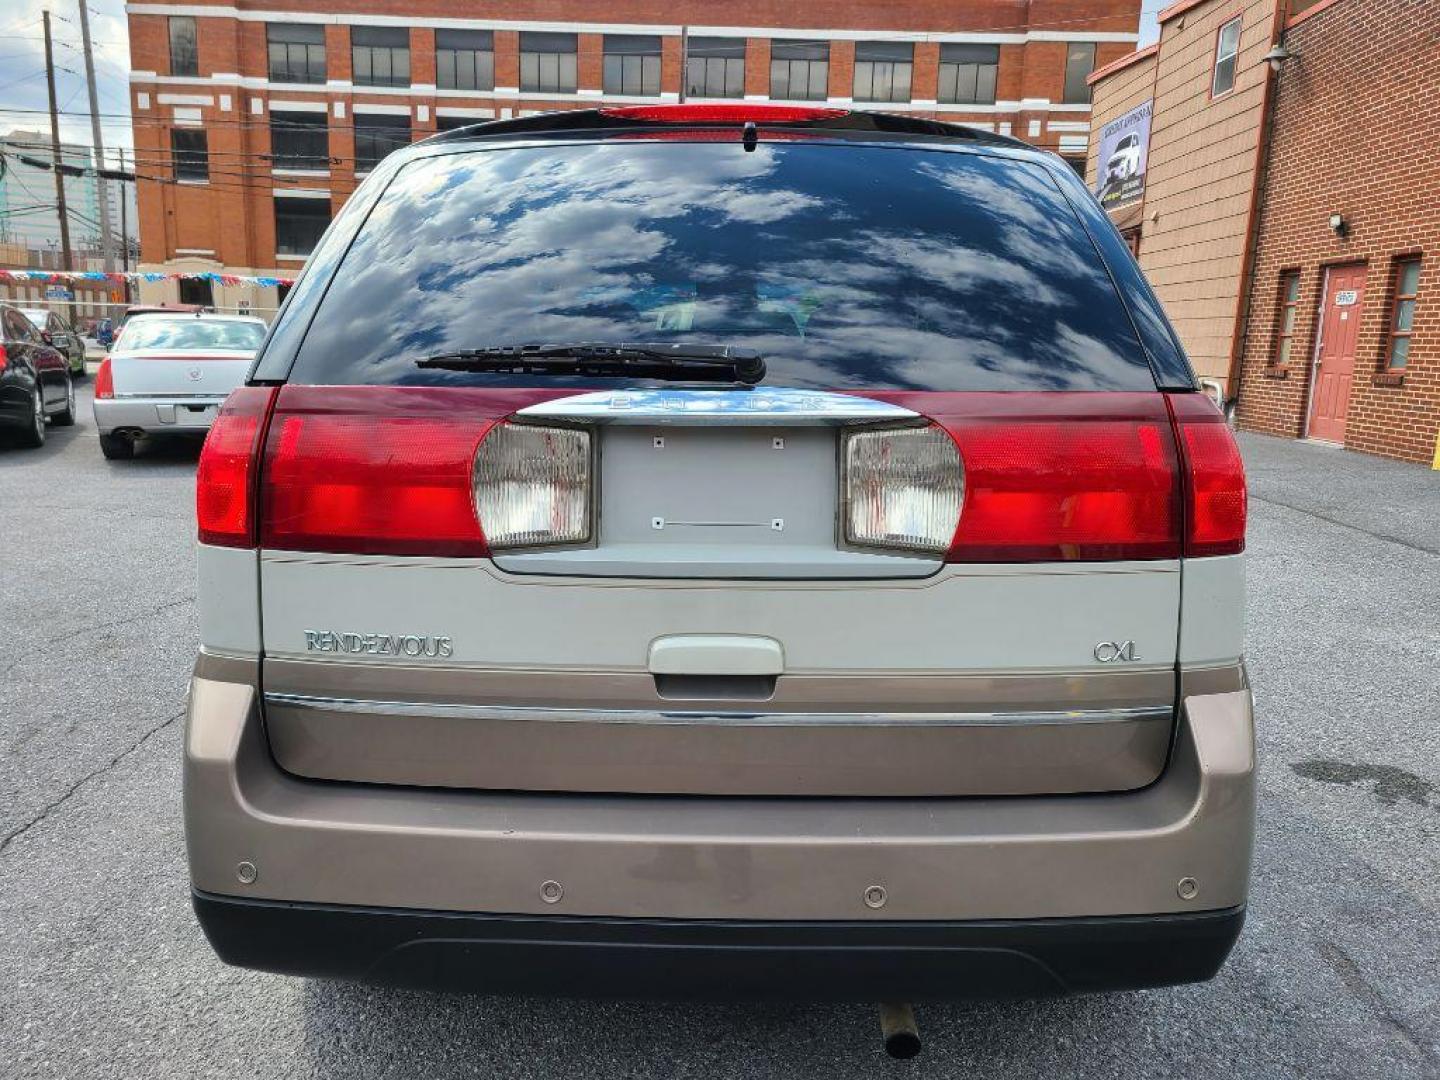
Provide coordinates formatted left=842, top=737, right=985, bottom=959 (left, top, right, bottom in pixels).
left=0, top=0, right=1165, bottom=156
left=1, top=0, right=134, bottom=155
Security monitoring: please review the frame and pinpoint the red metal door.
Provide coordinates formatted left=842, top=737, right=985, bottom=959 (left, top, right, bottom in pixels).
left=1308, top=264, right=1366, bottom=443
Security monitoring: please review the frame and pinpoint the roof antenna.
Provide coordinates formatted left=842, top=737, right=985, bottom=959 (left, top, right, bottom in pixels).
left=742, top=120, right=758, bottom=152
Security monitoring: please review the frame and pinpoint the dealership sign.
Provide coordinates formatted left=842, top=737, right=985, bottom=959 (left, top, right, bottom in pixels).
left=1095, top=99, right=1152, bottom=210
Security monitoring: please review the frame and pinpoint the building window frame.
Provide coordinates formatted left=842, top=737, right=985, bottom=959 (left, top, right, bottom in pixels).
left=1273, top=270, right=1302, bottom=366
left=519, top=32, right=578, bottom=94
left=436, top=29, right=494, bottom=92
left=352, top=26, right=410, bottom=88
left=603, top=34, right=663, bottom=97
left=1385, top=257, right=1421, bottom=370
left=1211, top=15, right=1243, bottom=99
left=770, top=40, right=829, bottom=102
left=273, top=196, right=332, bottom=257
left=178, top=278, right=213, bottom=307
left=268, top=109, right=329, bottom=171
left=1062, top=42, right=1097, bottom=104
left=352, top=113, right=411, bottom=173
left=852, top=41, right=914, bottom=104
left=267, top=23, right=326, bottom=85
left=937, top=43, right=999, bottom=105
left=168, top=15, right=198, bottom=77
left=686, top=36, right=745, bottom=99
left=170, top=128, right=209, bottom=182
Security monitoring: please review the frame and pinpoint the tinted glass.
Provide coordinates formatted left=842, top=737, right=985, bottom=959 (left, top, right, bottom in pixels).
left=117, top=318, right=266, bottom=352
left=1063, top=42, right=1097, bottom=104
left=169, top=16, right=198, bottom=76
left=289, top=142, right=1154, bottom=391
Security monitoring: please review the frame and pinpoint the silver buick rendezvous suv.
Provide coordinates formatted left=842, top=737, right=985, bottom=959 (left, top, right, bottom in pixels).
left=187, top=106, right=1252, bottom=1001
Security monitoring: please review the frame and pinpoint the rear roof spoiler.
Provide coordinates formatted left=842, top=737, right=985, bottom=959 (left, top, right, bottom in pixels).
left=425, top=104, right=1026, bottom=148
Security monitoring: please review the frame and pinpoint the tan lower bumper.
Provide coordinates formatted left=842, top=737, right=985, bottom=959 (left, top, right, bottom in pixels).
left=184, top=660, right=1255, bottom=921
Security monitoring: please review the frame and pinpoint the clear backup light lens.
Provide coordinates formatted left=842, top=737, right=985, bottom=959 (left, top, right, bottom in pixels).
left=844, top=424, right=964, bottom=555
left=473, top=422, right=592, bottom=550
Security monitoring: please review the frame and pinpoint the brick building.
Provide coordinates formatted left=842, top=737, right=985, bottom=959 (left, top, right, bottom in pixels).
left=1233, top=0, right=1438, bottom=464
left=125, top=1, right=1143, bottom=316
left=1088, top=0, right=1438, bottom=465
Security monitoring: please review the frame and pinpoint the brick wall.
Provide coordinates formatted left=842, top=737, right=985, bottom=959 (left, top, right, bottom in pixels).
left=128, top=0, right=1142, bottom=287
left=1235, top=0, right=1440, bottom=464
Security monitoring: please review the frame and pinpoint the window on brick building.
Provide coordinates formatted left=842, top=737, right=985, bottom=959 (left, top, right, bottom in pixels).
left=178, top=278, right=213, bottom=307
left=770, top=40, right=829, bottom=101
left=267, top=23, right=326, bottom=84
left=353, top=113, right=411, bottom=173
left=274, top=197, right=331, bottom=257
left=1063, top=42, right=1096, bottom=104
left=1212, top=17, right=1242, bottom=97
left=1387, top=258, right=1421, bottom=369
left=352, top=27, right=410, bottom=88
left=686, top=37, right=745, bottom=99
left=436, top=29, right=494, bottom=91
left=169, top=16, right=198, bottom=77
left=604, top=35, right=663, bottom=97
left=269, top=109, right=329, bottom=170
left=1274, top=271, right=1301, bottom=365
left=938, top=43, right=998, bottom=105
left=170, top=129, right=208, bottom=182
left=520, top=32, right=578, bottom=94
left=853, top=42, right=913, bottom=103
left=435, top=114, right=481, bottom=132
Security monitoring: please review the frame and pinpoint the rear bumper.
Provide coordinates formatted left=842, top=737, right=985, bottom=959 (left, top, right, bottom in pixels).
left=93, top=396, right=224, bottom=435
left=185, top=653, right=1255, bottom=995
left=194, top=890, right=1245, bottom=1000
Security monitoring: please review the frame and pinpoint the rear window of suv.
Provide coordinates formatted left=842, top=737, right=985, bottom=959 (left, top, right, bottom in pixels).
left=288, top=140, right=1155, bottom=391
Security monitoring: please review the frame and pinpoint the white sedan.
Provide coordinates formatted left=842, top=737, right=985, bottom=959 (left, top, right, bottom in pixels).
left=92, top=312, right=266, bottom=459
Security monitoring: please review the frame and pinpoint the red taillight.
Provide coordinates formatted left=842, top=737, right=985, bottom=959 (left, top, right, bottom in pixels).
left=197, top=386, right=277, bottom=547
left=258, top=387, right=508, bottom=557
left=0, top=343, right=8, bottom=372
left=1167, top=393, right=1247, bottom=556
left=858, top=393, right=1184, bottom=563
left=599, top=104, right=849, bottom=124
left=941, top=418, right=1182, bottom=563
left=94, top=357, right=114, bottom=399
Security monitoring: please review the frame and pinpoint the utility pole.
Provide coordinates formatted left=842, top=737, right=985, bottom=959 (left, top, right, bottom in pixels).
left=118, top=146, right=129, bottom=271
left=43, top=10, right=74, bottom=272
left=118, top=145, right=132, bottom=303
left=75, top=0, right=115, bottom=272
left=678, top=25, right=688, bottom=103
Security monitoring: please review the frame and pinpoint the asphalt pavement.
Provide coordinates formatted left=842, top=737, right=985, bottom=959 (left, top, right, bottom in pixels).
left=1, top=387, right=1437, bottom=1079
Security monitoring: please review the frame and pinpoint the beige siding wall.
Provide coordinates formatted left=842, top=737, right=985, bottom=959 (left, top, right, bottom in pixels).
left=1138, top=0, right=1279, bottom=387
left=1088, top=0, right=1280, bottom=389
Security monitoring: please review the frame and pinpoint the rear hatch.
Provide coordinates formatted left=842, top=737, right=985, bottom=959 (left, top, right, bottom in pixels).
left=108, top=316, right=263, bottom=398
left=108, top=349, right=253, bottom=398
left=220, top=120, right=1239, bottom=798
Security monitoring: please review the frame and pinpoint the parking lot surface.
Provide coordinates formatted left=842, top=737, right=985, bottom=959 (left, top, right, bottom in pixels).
left=2, top=388, right=1437, bottom=1079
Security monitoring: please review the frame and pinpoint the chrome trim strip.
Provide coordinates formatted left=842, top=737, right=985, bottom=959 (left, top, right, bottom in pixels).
left=263, top=692, right=1172, bottom=728
left=517, top=388, right=918, bottom=426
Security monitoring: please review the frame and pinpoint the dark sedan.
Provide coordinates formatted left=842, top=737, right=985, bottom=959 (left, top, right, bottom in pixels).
left=1, top=303, right=75, bottom=448
left=18, top=307, right=87, bottom=377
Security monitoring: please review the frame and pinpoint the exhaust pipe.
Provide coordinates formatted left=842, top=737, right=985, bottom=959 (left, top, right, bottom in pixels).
left=878, top=1002, right=921, bottom=1060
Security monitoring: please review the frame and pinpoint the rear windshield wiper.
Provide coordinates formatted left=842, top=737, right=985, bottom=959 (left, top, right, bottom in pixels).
left=414, top=342, right=766, bottom=384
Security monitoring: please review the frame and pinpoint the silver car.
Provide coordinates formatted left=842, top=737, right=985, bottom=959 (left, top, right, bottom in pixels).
left=92, top=312, right=266, bottom=459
